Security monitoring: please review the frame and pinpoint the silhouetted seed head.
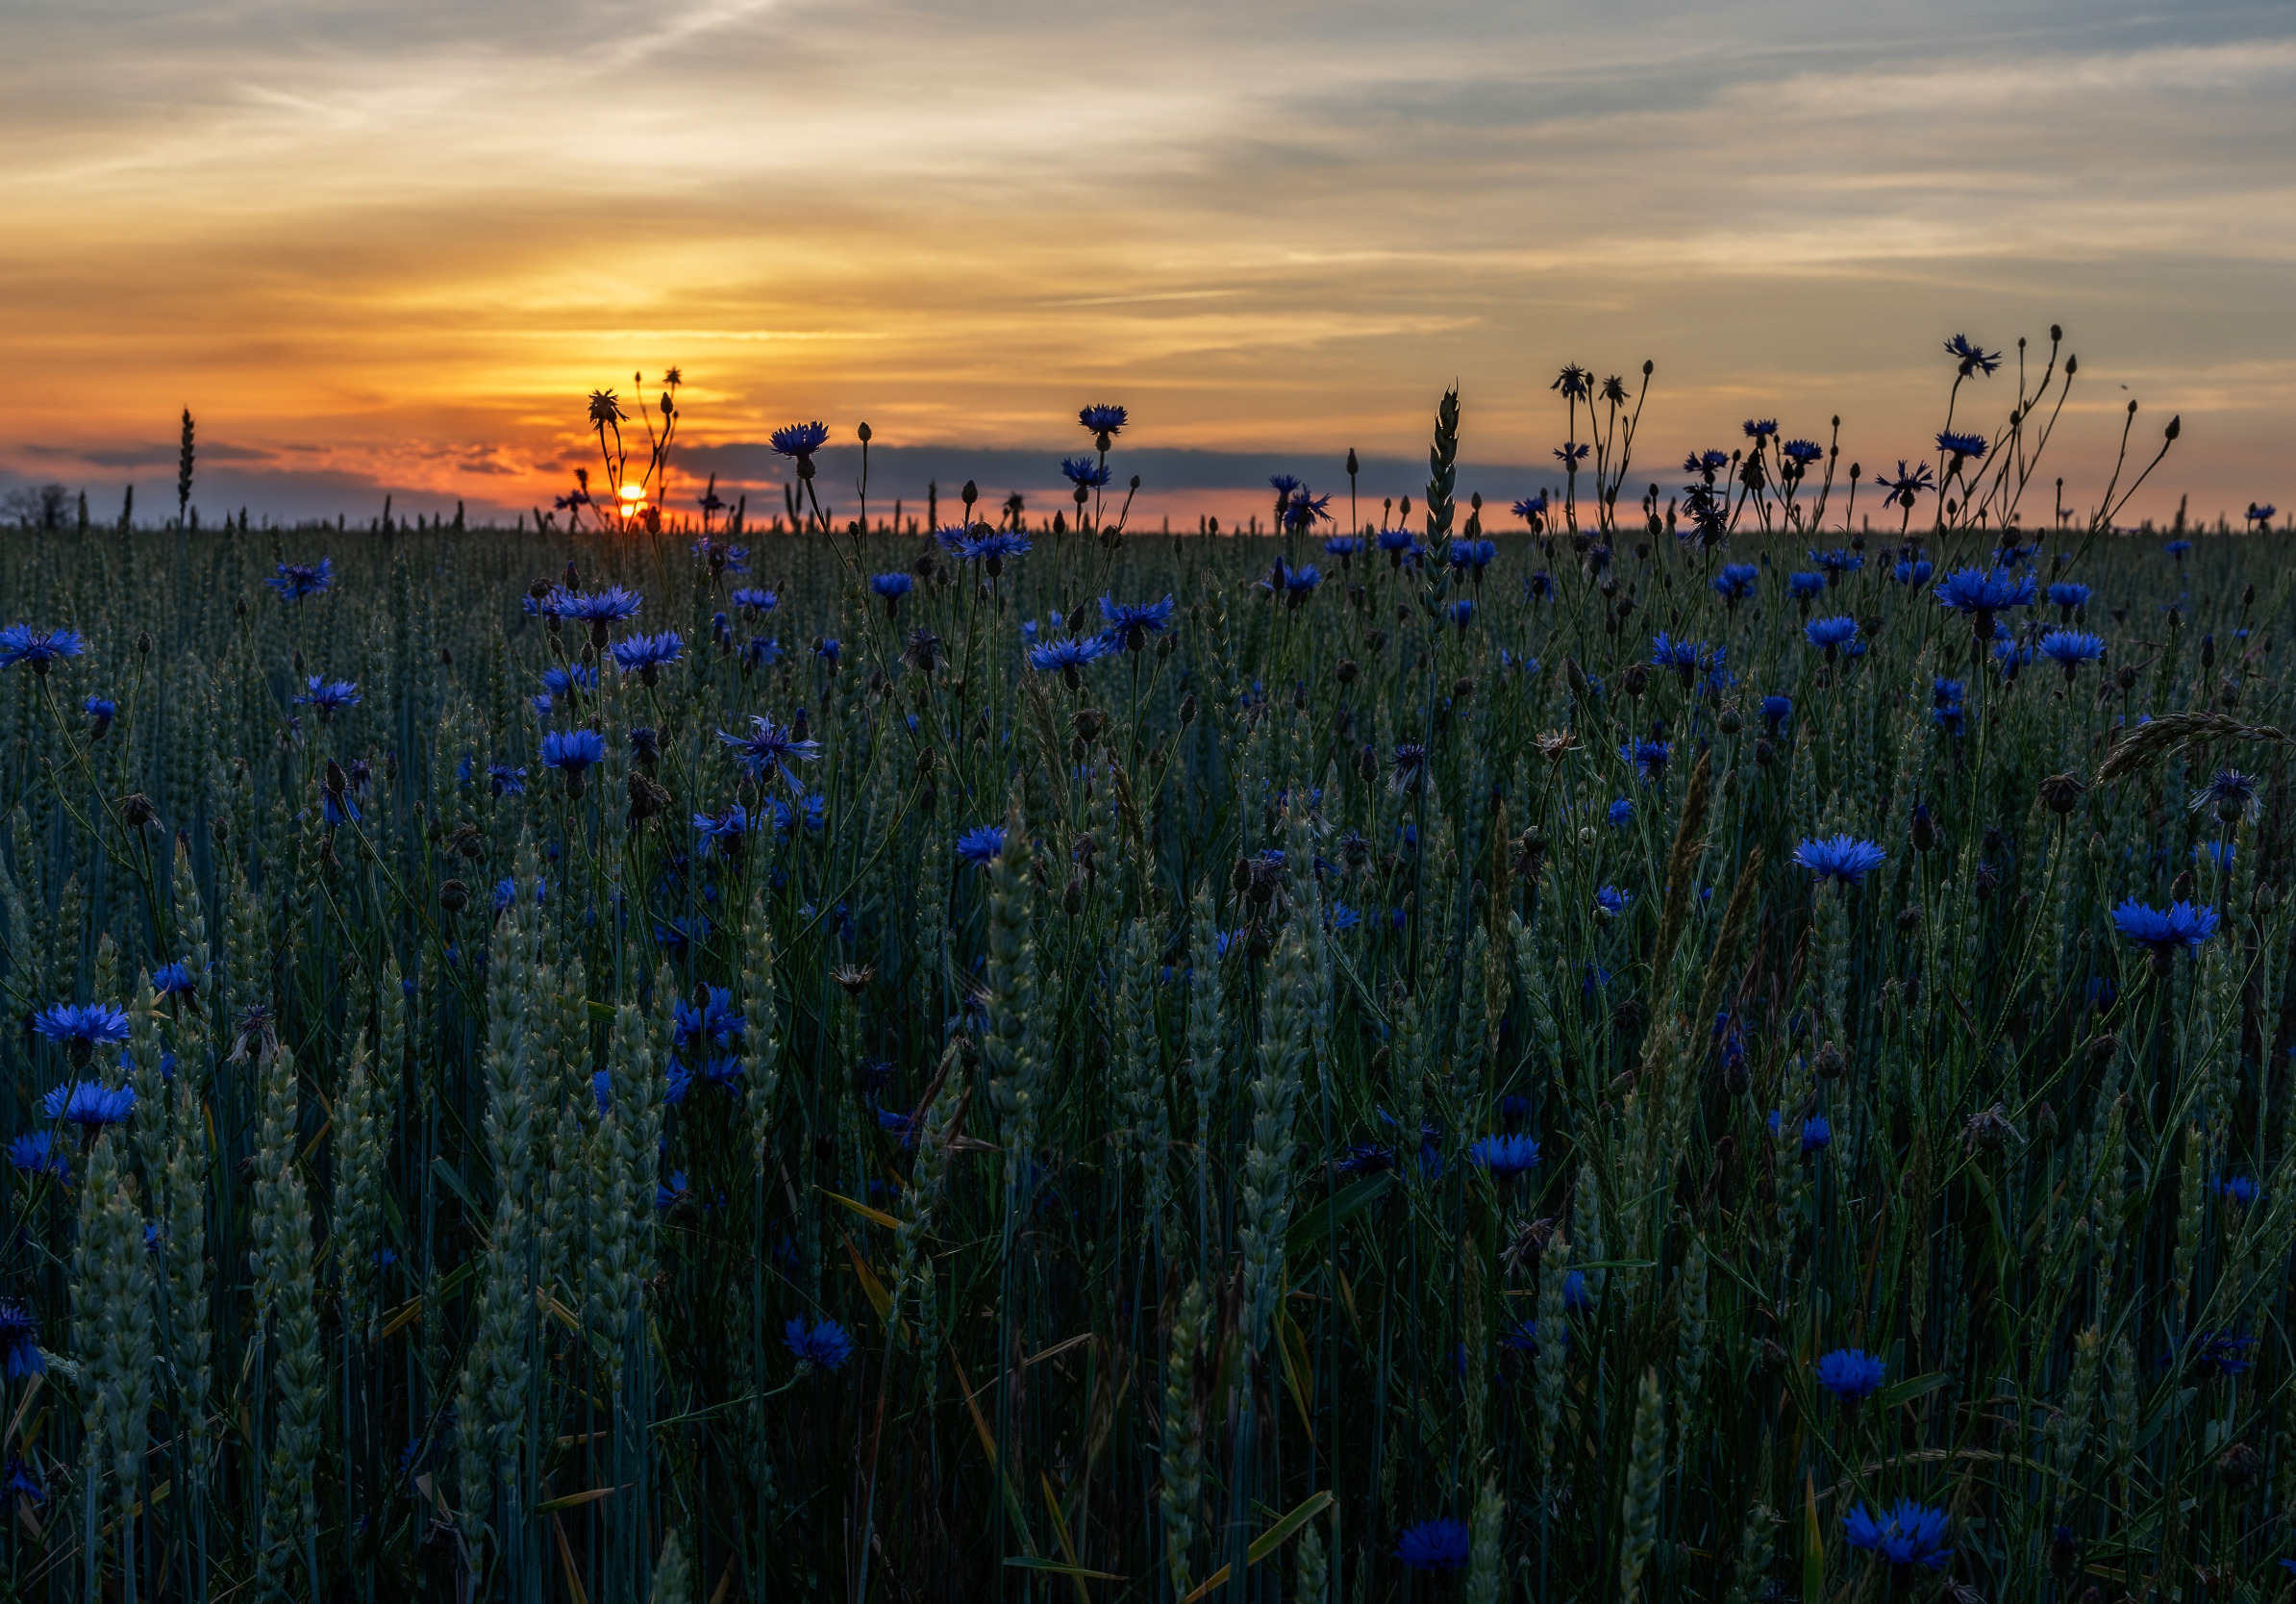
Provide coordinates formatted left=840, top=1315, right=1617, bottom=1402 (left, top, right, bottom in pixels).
left=2038, top=772, right=2086, bottom=815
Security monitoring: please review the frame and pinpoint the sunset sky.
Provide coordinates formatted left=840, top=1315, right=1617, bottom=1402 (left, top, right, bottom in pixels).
left=3, top=0, right=2290, bottom=530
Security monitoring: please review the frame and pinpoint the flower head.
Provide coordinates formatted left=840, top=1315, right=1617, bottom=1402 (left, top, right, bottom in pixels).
left=1396, top=1518, right=1471, bottom=1572
left=294, top=677, right=362, bottom=717
left=33, top=1003, right=132, bottom=1062
left=42, top=1080, right=135, bottom=1131
left=1805, top=615, right=1859, bottom=653
left=1815, top=1347, right=1887, bottom=1403
left=769, top=420, right=831, bottom=461
left=1943, top=334, right=2002, bottom=377
left=2189, top=768, right=2260, bottom=824
left=2111, top=899, right=2218, bottom=959
left=8, top=1132, right=69, bottom=1181
left=717, top=714, right=823, bottom=791
left=785, top=1315, right=855, bottom=1371
left=2038, top=630, right=2106, bottom=672
left=0, top=1306, right=41, bottom=1378
left=1099, top=594, right=1176, bottom=649
left=539, top=729, right=606, bottom=776
left=1844, top=1500, right=1952, bottom=1569
left=608, top=632, right=684, bottom=681
left=1794, top=835, right=1887, bottom=887
left=1467, top=1133, right=1541, bottom=1177
left=264, top=559, right=336, bottom=601
left=1934, top=567, right=2035, bottom=616
left=0, top=626, right=85, bottom=674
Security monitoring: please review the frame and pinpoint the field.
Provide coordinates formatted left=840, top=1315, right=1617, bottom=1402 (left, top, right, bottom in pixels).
left=0, top=363, right=2290, bottom=1604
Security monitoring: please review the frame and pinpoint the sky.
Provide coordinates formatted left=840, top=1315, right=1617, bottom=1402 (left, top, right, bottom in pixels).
left=2, top=0, right=2291, bottom=531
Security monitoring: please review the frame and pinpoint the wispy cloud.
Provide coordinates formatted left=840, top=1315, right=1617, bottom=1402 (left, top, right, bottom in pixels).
left=0, top=0, right=2287, bottom=521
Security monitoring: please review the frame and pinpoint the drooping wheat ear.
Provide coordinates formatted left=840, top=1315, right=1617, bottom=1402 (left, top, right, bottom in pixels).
left=2094, top=710, right=2296, bottom=786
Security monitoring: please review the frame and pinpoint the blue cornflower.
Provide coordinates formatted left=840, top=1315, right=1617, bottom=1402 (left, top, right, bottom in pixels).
left=1060, top=455, right=1111, bottom=488
left=1760, top=694, right=1792, bottom=732
left=1844, top=1500, right=1953, bottom=1569
left=1448, top=539, right=1497, bottom=577
left=2189, top=768, right=2260, bottom=823
left=959, top=530, right=1031, bottom=570
left=42, top=1081, right=135, bottom=1131
left=870, top=573, right=914, bottom=614
left=265, top=559, right=337, bottom=600
left=542, top=664, right=596, bottom=699
left=1793, top=835, right=1887, bottom=887
left=693, top=804, right=756, bottom=855
left=293, top=677, right=362, bottom=717
left=2037, top=630, right=2105, bottom=675
left=956, top=825, right=1007, bottom=866
left=1712, top=564, right=1759, bottom=603
left=731, top=587, right=778, bottom=614
left=1805, top=615, right=1859, bottom=654
left=1787, top=572, right=1826, bottom=603
left=8, top=1132, right=69, bottom=1180
left=1595, top=886, right=1631, bottom=916
left=151, top=962, right=196, bottom=999
left=1078, top=403, right=1127, bottom=438
left=609, top=632, right=684, bottom=680
left=1099, top=594, right=1176, bottom=650
left=2111, top=899, right=2217, bottom=964
left=0, top=1306, right=42, bottom=1378
left=539, top=729, right=607, bottom=783
left=1621, top=739, right=1672, bottom=783
left=0, top=626, right=85, bottom=674
left=2046, top=581, right=2091, bottom=615
left=554, top=587, right=644, bottom=640
left=1396, top=1518, right=1471, bottom=1572
left=1944, top=334, right=2001, bottom=377
left=1468, top=1134, right=1541, bottom=1177
left=487, top=764, right=527, bottom=797
left=1933, top=566, right=2034, bottom=620
left=672, top=986, right=743, bottom=1054
left=84, top=695, right=116, bottom=737
left=1814, top=1347, right=1886, bottom=1403
left=33, top=1003, right=132, bottom=1062
left=1650, top=633, right=1712, bottom=682
left=1607, top=798, right=1634, bottom=827
left=1028, top=635, right=1111, bottom=680
left=718, top=714, right=823, bottom=791
left=1935, top=430, right=1988, bottom=462
left=2183, top=1330, right=2257, bottom=1377
left=785, top=1316, right=856, bottom=1371
left=769, top=420, right=830, bottom=461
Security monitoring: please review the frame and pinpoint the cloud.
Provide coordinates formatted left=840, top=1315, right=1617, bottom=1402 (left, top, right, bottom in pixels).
left=0, top=0, right=2286, bottom=522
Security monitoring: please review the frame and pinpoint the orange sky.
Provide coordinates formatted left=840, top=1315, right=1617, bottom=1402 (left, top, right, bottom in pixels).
left=3, top=0, right=2291, bottom=528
